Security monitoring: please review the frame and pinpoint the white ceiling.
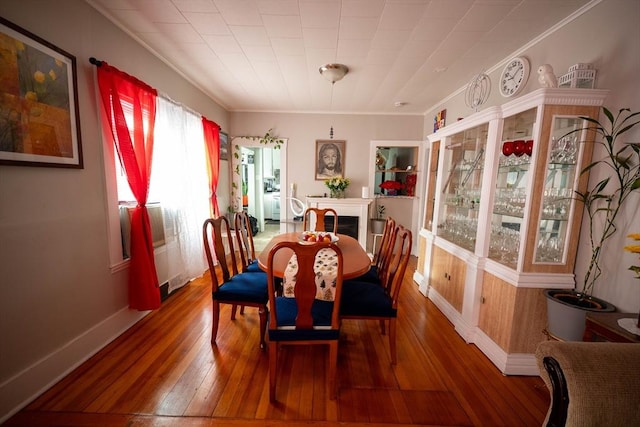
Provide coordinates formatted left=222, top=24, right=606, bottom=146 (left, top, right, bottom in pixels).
left=87, top=0, right=594, bottom=114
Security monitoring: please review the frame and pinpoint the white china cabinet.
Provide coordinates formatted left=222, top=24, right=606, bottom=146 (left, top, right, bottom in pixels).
left=420, top=88, right=608, bottom=374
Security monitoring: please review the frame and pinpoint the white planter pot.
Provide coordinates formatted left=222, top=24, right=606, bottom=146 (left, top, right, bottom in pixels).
left=544, top=289, right=615, bottom=341
left=370, top=219, right=385, bottom=234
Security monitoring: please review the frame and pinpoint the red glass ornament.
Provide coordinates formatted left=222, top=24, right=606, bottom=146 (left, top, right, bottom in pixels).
left=502, top=141, right=514, bottom=156
left=513, top=140, right=525, bottom=157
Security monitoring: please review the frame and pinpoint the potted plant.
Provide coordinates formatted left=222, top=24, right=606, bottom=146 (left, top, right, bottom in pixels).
left=370, top=204, right=386, bottom=234
left=545, top=107, right=640, bottom=341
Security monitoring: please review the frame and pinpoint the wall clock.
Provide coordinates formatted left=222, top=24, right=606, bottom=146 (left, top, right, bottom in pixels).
left=465, top=72, right=491, bottom=111
left=499, top=56, right=530, bottom=97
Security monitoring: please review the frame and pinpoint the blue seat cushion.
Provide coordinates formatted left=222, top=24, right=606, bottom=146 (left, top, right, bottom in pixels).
left=245, top=260, right=263, bottom=273
left=213, top=273, right=268, bottom=304
left=340, top=280, right=396, bottom=317
left=268, top=297, right=339, bottom=341
left=346, top=265, right=380, bottom=285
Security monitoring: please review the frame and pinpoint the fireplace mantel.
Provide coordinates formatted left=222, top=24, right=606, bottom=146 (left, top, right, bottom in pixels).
left=305, top=197, right=374, bottom=249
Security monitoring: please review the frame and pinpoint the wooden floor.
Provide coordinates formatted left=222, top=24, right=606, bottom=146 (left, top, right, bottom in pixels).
left=3, top=257, right=550, bottom=427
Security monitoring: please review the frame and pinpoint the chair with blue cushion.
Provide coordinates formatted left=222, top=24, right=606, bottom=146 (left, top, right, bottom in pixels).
left=340, top=224, right=412, bottom=364
left=302, top=207, right=338, bottom=233
left=234, top=211, right=263, bottom=273
left=266, top=240, right=344, bottom=402
left=357, top=216, right=396, bottom=285
left=202, top=216, right=268, bottom=349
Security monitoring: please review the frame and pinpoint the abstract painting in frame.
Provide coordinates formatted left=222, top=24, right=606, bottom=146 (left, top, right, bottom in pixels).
left=220, top=131, right=228, bottom=160
left=0, top=17, right=83, bottom=168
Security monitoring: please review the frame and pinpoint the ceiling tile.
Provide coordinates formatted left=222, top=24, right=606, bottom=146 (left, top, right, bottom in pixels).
left=172, top=0, right=219, bottom=13
left=302, top=28, right=338, bottom=49
left=229, top=25, right=270, bottom=45
left=183, top=12, right=231, bottom=35
left=299, top=0, right=341, bottom=29
left=131, top=0, right=186, bottom=23
left=88, top=0, right=596, bottom=113
left=378, top=1, right=428, bottom=30
left=202, top=34, right=243, bottom=53
left=257, top=0, right=299, bottom=15
left=262, top=15, right=303, bottom=38
left=339, top=17, right=379, bottom=40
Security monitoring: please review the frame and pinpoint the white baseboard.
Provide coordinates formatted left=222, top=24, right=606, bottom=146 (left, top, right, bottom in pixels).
left=412, top=270, right=428, bottom=296
left=0, top=308, right=148, bottom=423
left=473, top=329, right=540, bottom=376
left=427, top=288, right=539, bottom=376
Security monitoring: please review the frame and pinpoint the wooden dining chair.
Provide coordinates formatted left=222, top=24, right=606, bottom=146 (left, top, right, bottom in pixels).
left=234, top=211, right=263, bottom=273
left=202, top=217, right=268, bottom=349
left=302, top=207, right=338, bottom=233
left=266, top=240, right=344, bottom=401
left=340, top=224, right=412, bottom=364
left=356, top=216, right=396, bottom=285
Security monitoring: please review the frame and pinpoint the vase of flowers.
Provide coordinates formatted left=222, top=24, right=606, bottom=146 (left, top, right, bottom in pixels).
left=379, top=180, right=404, bottom=196
left=325, top=177, right=350, bottom=198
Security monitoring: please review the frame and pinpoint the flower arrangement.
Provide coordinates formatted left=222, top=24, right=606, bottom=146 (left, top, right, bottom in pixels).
left=325, top=177, right=350, bottom=198
left=624, top=233, right=640, bottom=280
left=379, top=180, right=403, bottom=191
left=379, top=180, right=404, bottom=195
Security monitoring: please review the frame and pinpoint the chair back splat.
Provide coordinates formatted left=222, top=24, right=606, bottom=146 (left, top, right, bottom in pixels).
left=202, top=217, right=268, bottom=349
left=302, top=207, right=338, bottom=233
left=266, top=241, right=344, bottom=401
left=235, top=211, right=263, bottom=273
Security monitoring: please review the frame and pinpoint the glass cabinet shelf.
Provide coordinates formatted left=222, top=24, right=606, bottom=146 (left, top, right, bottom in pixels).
left=437, top=122, right=489, bottom=252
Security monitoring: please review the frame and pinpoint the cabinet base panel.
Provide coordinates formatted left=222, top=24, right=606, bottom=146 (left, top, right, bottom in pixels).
left=427, top=288, right=540, bottom=376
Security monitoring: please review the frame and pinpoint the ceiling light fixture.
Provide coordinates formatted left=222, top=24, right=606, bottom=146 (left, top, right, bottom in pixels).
left=319, top=63, right=349, bottom=84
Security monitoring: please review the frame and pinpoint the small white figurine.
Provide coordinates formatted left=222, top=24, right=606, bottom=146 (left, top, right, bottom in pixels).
left=538, top=64, right=558, bottom=88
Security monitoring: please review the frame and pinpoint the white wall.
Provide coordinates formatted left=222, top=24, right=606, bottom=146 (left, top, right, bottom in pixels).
left=0, top=0, right=228, bottom=421
left=229, top=112, right=424, bottom=235
left=423, top=0, right=640, bottom=312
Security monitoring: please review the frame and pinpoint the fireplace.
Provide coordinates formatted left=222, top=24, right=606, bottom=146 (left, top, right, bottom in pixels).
left=305, top=197, right=373, bottom=249
left=324, top=216, right=358, bottom=240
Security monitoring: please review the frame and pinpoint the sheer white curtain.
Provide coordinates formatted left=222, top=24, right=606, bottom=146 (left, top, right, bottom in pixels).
left=151, top=96, right=209, bottom=292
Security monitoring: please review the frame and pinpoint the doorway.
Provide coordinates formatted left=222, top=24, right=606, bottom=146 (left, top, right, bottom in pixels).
left=233, top=139, right=288, bottom=250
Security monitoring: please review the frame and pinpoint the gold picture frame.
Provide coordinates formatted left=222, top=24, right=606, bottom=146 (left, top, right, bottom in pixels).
left=0, top=17, right=83, bottom=168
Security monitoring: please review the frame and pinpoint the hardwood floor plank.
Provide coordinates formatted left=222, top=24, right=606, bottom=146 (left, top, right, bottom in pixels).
left=3, top=256, right=550, bottom=427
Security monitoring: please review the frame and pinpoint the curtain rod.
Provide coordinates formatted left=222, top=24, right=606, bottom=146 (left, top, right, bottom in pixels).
left=89, top=57, right=103, bottom=67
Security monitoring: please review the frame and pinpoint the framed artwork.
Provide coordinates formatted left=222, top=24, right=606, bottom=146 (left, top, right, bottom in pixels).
left=220, top=131, right=228, bottom=160
left=0, top=17, right=83, bottom=168
left=315, top=139, right=345, bottom=180
left=434, top=109, right=446, bottom=132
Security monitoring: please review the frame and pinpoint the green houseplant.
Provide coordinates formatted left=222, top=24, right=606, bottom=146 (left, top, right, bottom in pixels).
left=545, top=107, right=640, bottom=340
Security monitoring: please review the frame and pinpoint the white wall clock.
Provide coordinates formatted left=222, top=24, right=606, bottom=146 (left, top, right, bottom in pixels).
left=499, top=56, right=530, bottom=97
left=465, top=72, right=491, bottom=111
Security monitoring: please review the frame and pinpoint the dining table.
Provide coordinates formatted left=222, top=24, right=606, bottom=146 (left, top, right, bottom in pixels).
left=257, top=232, right=371, bottom=279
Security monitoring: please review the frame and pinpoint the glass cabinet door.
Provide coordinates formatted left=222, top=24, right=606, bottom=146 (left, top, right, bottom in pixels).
left=488, top=108, right=537, bottom=268
left=437, top=123, right=488, bottom=252
left=534, top=115, right=583, bottom=264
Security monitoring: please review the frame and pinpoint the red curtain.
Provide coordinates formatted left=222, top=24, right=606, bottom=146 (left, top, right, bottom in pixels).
left=97, top=62, right=160, bottom=310
left=202, top=117, right=221, bottom=217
